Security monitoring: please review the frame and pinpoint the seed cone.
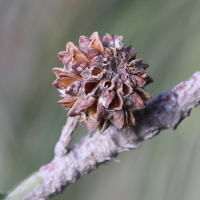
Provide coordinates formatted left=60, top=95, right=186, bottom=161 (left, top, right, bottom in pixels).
left=53, top=32, right=153, bottom=133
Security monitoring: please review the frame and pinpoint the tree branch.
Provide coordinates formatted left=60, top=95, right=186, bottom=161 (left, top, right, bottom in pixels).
left=5, top=72, right=200, bottom=200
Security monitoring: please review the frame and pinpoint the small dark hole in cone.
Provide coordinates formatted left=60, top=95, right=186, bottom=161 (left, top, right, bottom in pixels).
left=92, top=67, right=102, bottom=76
left=105, top=81, right=112, bottom=88
left=85, top=82, right=98, bottom=94
left=123, top=83, right=131, bottom=95
left=109, top=93, right=121, bottom=110
left=98, top=118, right=108, bottom=133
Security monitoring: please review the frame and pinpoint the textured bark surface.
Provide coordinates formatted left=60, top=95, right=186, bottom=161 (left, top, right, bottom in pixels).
left=6, top=72, right=200, bottom=200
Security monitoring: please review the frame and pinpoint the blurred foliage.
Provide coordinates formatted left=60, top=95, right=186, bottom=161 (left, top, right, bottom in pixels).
left=0, top=192, right=8, bottom=200
left=0, top=0, right=200, bottom=199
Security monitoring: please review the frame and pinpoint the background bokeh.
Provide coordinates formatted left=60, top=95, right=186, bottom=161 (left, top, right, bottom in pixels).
left=0, top=0, right=200, bottom=199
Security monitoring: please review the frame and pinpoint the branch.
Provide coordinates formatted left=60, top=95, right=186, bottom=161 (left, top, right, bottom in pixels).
left=5, top=72, right=200, bottom=200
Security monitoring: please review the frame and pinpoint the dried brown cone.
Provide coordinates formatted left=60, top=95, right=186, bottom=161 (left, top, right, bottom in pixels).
left=53, top=32, right=153, bottom=133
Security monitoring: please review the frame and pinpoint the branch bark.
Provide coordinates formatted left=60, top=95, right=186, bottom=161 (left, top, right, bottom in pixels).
left=5, top=72, right=200, bottom=200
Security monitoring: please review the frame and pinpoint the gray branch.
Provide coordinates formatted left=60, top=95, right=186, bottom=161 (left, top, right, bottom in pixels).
left=6, top=72, right=200, bottom=200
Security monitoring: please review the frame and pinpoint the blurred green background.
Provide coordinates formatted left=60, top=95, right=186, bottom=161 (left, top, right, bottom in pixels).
left=0, top=0, right=200, bottom=199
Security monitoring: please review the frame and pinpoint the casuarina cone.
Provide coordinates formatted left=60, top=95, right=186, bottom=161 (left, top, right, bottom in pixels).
left=53, top=32, right=153, bottom=132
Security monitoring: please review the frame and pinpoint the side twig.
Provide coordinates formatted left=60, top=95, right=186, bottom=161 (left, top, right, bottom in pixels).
left=6, top=72, right=200, bottom=200
left=54, top=116, right=80, bottom=157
